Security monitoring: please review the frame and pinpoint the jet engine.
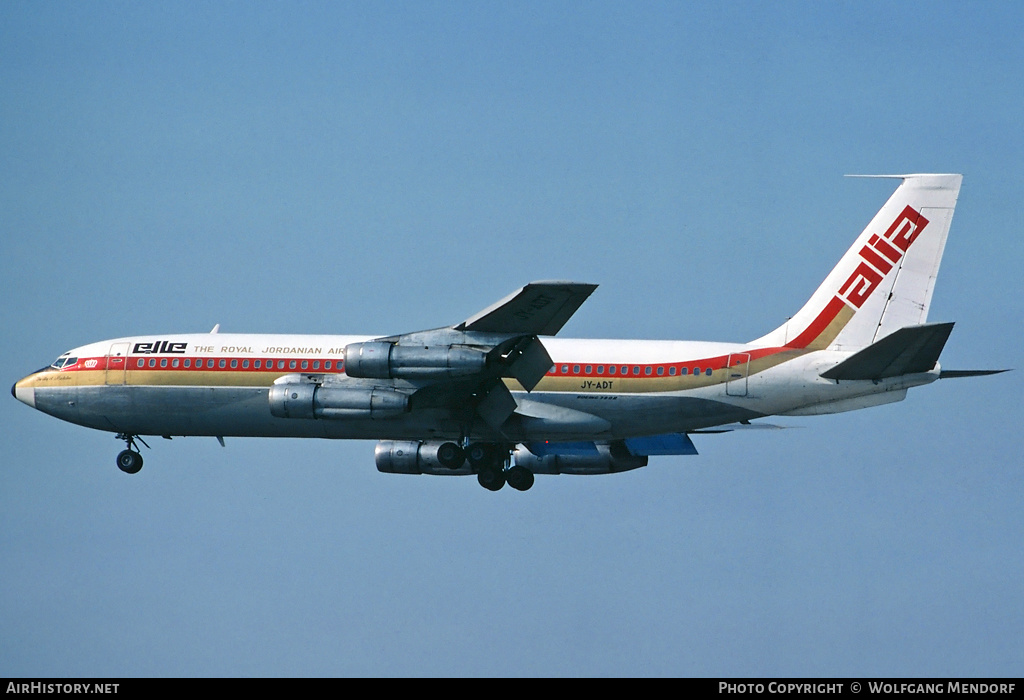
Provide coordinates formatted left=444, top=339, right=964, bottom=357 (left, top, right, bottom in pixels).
left=375, top=440, right=474, bottom=475
left=375, top=440, right=647, bottom=477
left=512, top=442, right=647, bottom=475
left=344, top=341, right=487, bottom=380
left=268, top=381, right=408, bottom=420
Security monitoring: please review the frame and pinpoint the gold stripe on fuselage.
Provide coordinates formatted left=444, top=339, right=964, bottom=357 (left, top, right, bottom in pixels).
left=27, top=303, right=856, bottom=396
left=20, top=369, right=283, bottom=389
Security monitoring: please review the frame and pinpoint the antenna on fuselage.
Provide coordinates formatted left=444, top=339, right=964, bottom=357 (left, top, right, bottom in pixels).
left=210, top=324, right=220, bottom=334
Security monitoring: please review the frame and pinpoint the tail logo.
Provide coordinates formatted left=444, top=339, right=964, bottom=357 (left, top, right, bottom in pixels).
left=836, top=205, right=929, bottom=310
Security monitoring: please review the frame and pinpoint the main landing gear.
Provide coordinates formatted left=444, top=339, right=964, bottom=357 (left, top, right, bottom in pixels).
left=115, top=433, right=148, bottom=474
left=448, top=441, right=535, bottom=492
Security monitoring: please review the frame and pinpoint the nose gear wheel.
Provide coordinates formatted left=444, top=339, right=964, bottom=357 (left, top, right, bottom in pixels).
left=114, top=433, right=149, bottom=474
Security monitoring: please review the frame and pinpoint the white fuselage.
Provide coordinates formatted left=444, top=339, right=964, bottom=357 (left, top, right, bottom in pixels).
left=12, top=332, right=938, bottom=443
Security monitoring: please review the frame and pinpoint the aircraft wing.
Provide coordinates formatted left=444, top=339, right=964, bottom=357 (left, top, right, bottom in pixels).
left=450, top=281, right=597, bottom=418
left=348, top=281, right=597, bottom=434
left=455, top=281, right=598, bottom=336
left=524, top=423, right=790, bottom=460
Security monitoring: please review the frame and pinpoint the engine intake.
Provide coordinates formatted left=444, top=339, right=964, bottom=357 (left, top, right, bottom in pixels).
left=344, top=341, right=487, bottom=380
left=269, top=381, right=409, bottom=420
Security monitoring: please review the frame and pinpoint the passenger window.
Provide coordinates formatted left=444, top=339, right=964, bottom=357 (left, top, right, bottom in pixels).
left=208, top=359, right=215, bottom=369
left=312, top=361, right=319, bottom=369
left=705, top=368, right=713, bottom=376
left=242, top=360, right=249, bottom=369
left=608, top=366, right=616, bottom=375
left=573, top=365, right=580, bottom=374
left=184, top=359, right=191, bottom=368
left=585, top=365, right=592, bottom=374
left=278, top=360, right=285, bottom=369
left=561, top=365, right=568, bottom=374
left=230, top=359, right=238, bottom=369
left=254, top=360, right=261, bottom=369
left=693, top=367, right=700, bottom=375
left=289, top=360, right=296, bottom=369
left=160, top=358, right=167, bottom=368
left=657, top=367, right=664, bottom=376
left=219, top=359, right=226, bottom=368
left=301, top=360, right=308, bottom=370
left=645, top=367, right=652, bottom=375
left=597, top=365, right=604, bottom=375
left=632, top=366, right=640, bottom=375
left=137, top=359, right=145, bottom=368
left=669, top=367, right=676, bottom=376
left=680, top=367, right=688, bottom=375
left=172, top=359, right=179, bottom=368
left=148, top=358, right=156, bottom=368
left=325, top=361, right=332, bottom=370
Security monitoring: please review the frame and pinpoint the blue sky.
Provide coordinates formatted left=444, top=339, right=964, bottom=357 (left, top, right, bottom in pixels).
left=2, top=1, right=1021, bottom=677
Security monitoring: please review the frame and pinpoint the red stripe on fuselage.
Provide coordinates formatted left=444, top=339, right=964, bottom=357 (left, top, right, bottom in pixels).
left=57, top=356, right=348, bottom=374
left=53, top=296, right=845, bottom=386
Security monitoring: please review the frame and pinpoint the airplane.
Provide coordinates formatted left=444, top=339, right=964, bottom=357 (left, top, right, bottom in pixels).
left=12, top=173, right=1005, bottom=491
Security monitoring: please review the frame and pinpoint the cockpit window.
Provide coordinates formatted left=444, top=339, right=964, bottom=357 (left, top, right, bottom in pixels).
left=49, top=354, right=78, bottom=370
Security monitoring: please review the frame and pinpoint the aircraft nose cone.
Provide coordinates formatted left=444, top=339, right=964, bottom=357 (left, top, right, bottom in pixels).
left=12, top=377, right=37, bottom=409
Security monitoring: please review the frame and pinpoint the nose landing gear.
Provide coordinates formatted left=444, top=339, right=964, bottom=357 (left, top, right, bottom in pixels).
left=115, top=433, right=149, bottom=474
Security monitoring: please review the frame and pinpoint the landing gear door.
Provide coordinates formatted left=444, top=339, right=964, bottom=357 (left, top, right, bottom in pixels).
left=726, top=353, right=750, bottom=397
left=106, top=342, right=130, bottom=385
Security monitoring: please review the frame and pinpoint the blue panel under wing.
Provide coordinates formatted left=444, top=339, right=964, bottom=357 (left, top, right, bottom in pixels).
left=525, top=441, right=600, bottom=457
left=623, top=433, right=699, bottom=456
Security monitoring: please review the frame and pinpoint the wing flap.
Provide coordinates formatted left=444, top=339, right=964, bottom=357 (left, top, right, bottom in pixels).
left=525, top=433, right=701, bottom=457
left=514, top=399, right=612, bottom=434
left=524, top=441, right=601, bottom=457
left=623, top=433, right=699, bottom=456
left=489, top=335, right=553, bottom=391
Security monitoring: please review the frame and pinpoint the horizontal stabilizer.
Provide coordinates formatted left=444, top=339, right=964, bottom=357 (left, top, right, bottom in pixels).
left=623, top=433, right=699, bottom=456
left=940, top=369, right=1010, bottom=378
left=821, top=322, right=954, bottom=381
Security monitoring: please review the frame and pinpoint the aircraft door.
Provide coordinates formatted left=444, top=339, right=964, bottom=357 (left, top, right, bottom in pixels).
left=726, top=353, right=750, bottom=397
left=105, top=342, right=129, bottom=385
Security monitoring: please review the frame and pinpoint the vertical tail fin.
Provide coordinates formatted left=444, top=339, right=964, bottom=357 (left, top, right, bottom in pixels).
left=754, top=174, right=962, bottom=351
